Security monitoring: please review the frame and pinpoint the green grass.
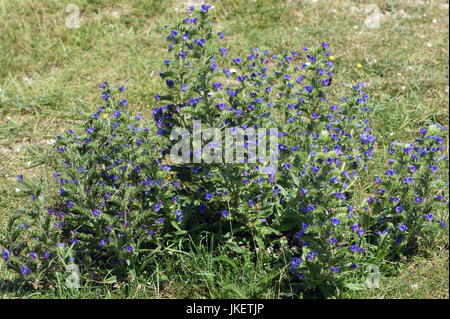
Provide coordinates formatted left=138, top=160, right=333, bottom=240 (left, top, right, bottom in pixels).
left=0, top=0, right=448, bottom=298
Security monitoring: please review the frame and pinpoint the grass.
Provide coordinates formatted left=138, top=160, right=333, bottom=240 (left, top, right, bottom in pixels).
left=0, top=0, right=448, bottom=298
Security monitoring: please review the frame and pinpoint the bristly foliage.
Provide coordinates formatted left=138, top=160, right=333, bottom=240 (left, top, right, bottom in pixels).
left=0, top=4, right=448, bottom=296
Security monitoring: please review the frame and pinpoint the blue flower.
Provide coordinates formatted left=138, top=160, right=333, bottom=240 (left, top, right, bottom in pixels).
left=331, top=217, right=340, bottom=227
left=201, top=4, right=211, bottom=12
left=221, top=210, right=229, bottom=218
left=386, top=169, right=394, bottom=177
left=21, top=265, right=31, bottom=275
left=91, top=209, right=101, bottom=217
left=153, top=201, right=162, bottom=212
left=330, top=266, right=340, bottom=274
left=290, top=257, right=302, bottom=270
left=205, top=193, right=213, bottom=201
left=304, top=85, right=313, bottom=93
left=399, top=224, right=408, bottom=232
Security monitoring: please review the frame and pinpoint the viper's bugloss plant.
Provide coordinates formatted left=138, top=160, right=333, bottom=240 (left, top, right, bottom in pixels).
left=151, top=5, right=448, bottom=293
left=1, top=4, right=448, bottom=296
left=365, top=124, right=449, bottom=252
left=1, top=83, right=182, bottom=284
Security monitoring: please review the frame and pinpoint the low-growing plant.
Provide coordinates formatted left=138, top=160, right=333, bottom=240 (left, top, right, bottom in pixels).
left=1, top=83, right=183, bottom=285
left=151, top=5, right=448, bottom=294
left=0, top=4, right=448, bottom=297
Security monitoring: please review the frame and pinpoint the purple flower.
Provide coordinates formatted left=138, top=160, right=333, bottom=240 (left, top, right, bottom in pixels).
left=331, top=266, right=340, bottom=274
left=390, top=196, right=399, bottom=204
left=321, top=78, right=330, bottom=86
left=304, top=85, right=313, bottom=93
left=399, top=224, right=408, bottom=232
left=290, top=257, right=302, bottom=270
left=201, top=4, right=211, bottom=12
left=217, top=103, right=226, bottom=110
left=2, top=249, right=9, bottom=260
left=21, top=265, right=31, bottom=275
left=205, top=193, right=213, bottom=201
left=179, top=51, right=188, bottom=59
left=153, top=201, right=162, bottom=212
left=220, top=48, right=227, bottom=56
left=414, top=193, right=423, bottom=204
left=233, top=57, right=241, bottom=65
left=125, top=245, right=133, bottom=253
left=221, top=210, right=229, bottom=218
left=91, top=209, right=101, bottom=217
left=195, top=38, right=206, bottom=46
left=161, top=164, right=171, bottom=171
left=331, top=217, right=340, bottom=227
